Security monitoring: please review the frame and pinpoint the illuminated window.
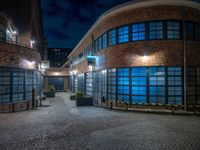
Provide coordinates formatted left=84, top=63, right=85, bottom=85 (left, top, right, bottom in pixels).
left=102, top=33, right=107, bottom=49
left=118, top=26, right=129, bottom=43
left=131, top=67, right=147, bottom=104
left=108, top=29, right=116, bottom=46
left=132, top=23, right=145, bottom=41
left=167, top=21, right=180, bottom=39
left=149, top=21, right=163, bottom=39
left=117, top=68, right=130, bottom=102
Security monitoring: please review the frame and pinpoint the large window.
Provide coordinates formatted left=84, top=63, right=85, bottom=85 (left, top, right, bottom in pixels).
left=149, top=21, right=164, bottom=40
left=108, top=69, right=116, bottom=101
left=0, top=70, right=10, bottom=103
left=149, top=67, right=165, bottom=104
left=94, top=39, right=99, bottom=53
left=86, top=72, right=93, bottom=97
left=167, top=67, right=182, bottom=105
left=186, top=22, right=194, bottom=40
left=118, top=26, right=129, bottom=43
left=117, top=68, right=130, bottom=102
left=108, top=29, right=116, bottom=46
left=186, top=67, right=196, bottom=105
left=12, top=70, right=24, bottom=102
left=102, top=33, right=107, bottom=49
left=167, top=21, right=180, bottom=39
left=25, top=71, right=33, bottom=100
left=195, top=24, right=200, bottom=41
left=98, top=36, right=102, bottom=51
left=131, top=67, right=147, bottom=104
left=132, top=23, right=145, bottom=41
left=0, top=24, right=6, bottom=41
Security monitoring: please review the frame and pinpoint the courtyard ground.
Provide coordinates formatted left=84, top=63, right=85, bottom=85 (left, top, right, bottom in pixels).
left=0, top=92, right=200, bottom=150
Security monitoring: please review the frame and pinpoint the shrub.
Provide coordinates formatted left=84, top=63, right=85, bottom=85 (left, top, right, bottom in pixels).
left=48, top=84, right=56, bottom=93
left=76, top=91, right=83, bottom=99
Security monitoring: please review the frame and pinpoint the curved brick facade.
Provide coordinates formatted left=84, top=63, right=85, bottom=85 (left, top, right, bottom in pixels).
left=65, top=1, right=200, bottom=109
left=66, top=3, right=200, bottom=74
left=0, top=42, right=41, bottom=70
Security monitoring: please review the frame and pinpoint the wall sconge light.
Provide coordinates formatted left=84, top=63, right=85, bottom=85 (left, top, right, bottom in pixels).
left=143, top=55, right=148, bottom=60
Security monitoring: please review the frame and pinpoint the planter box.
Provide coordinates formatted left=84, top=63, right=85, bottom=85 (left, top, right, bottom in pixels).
left=43, top=92, right=55, bottom=97
left=76, top=97, right=93, bottom=106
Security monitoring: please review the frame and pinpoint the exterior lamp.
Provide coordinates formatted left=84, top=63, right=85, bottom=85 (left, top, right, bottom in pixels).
left=143, top=55, right=148, bottom=60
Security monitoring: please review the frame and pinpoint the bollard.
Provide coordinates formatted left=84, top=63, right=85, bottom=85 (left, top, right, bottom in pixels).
left=146, top=103, right=150, bottom=113
left=109, top=101, right=113, bottom=109
left=171, top=105, right=175, bottom=115
left=32, top=89, right=35, bottom=109
left=124, top=102, right=128, bottom=111
left=26, top=101, right=29, bottom=110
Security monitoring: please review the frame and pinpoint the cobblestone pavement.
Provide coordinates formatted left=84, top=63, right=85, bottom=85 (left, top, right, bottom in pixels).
left=0, top=93, right=200, bottom=150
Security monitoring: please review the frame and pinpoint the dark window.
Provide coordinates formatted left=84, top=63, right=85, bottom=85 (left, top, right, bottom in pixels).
left=118, top=26, right=129, bottom=43
left=149, top=21, right=164, bottom=40
left=167, top=21, right=180, bottom=39
left=102, top=33, right=107, bottom=49
left=149, top=67, right=165, bottom=104
left=186, top=22, right=194, bottom=40
left=108, top=69, right=116, bottom=101
left=132, top=23, right=145, bottom=41
left=108, top=29, right=116, bottom=46
left=195, top=24, right=200, bottom=41
left=94, top=39, right=98, bottom=52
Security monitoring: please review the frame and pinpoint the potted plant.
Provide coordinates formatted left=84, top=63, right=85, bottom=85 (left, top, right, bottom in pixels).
left=44, top=84, right=56, bottom=97
left=76, top=91, right=93, bottom=106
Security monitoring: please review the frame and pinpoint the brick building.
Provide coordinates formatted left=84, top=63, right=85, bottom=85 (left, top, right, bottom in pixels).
left=53, top=0, right=200, bottom=109
left=0, top=0, right=44, bottom=112
left=47, top=48, right=72, bottom=67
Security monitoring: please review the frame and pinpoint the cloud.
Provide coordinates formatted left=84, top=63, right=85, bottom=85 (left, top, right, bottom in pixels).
left=41, top=0, right=135, bottom=48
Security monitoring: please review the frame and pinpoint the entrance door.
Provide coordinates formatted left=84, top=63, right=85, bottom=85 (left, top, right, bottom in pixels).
left=48, top=77, right=64, bottom=91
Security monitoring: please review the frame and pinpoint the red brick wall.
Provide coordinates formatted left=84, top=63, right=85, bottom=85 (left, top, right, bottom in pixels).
left=0, top=42, right=41, bottom=70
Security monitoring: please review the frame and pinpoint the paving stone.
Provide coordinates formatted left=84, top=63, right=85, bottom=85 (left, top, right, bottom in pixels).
left=0, top=93, right=200, bottom=150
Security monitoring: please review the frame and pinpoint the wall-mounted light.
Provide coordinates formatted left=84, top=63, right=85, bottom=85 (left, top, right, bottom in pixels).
left=30, top=40, right=35, bottom=48
left=101, top=70, right=106, bottom=74
left=143, top=55, right=148, bottom=60
left=13, top=31, right=17, bottom=34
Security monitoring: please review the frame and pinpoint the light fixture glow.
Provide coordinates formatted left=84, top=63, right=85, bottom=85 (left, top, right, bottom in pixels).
left=143, top=55, right=148, bottom=60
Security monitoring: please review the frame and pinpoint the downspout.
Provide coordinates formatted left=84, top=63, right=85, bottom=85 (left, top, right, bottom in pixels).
left=182, top=6, right=187, bottom=111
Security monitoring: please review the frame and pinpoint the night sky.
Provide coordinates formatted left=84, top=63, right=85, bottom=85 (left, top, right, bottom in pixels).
left=41, top=0, right=200, bottom=48
left=41, top=0, right=133, bottom=48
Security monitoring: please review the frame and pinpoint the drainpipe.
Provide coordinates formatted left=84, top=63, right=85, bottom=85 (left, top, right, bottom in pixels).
left=182, top=6, right=187, bottom=111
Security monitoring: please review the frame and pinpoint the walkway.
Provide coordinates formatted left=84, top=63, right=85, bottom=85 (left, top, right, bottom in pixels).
left=0, top=92, right=200, bottom=150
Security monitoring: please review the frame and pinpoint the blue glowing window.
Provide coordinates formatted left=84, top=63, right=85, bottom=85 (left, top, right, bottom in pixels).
left=149, top=21, right=163, bottom=39
left=132, top=23, right=145, bottom=41
left=102, top=33, right=107, bottom=49
left=108, top=29, right=116, bottom=46
left=118, top=26, right=129, bottom=43
left=132, top=96, right=146, bottom=104
left=132, top=67, right=147, bottom=76
left=118, top=68, right=129, bottom=76
left=167, top=21, right=180, bottom=39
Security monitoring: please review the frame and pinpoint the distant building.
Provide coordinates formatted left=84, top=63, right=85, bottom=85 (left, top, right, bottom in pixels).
left=47, top=48, right=72, bottom=67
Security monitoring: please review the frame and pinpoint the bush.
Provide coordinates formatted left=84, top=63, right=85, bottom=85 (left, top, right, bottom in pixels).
left=76, top=91, right=83, bottom=99
left=48, top=84, right=56, bottom=93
